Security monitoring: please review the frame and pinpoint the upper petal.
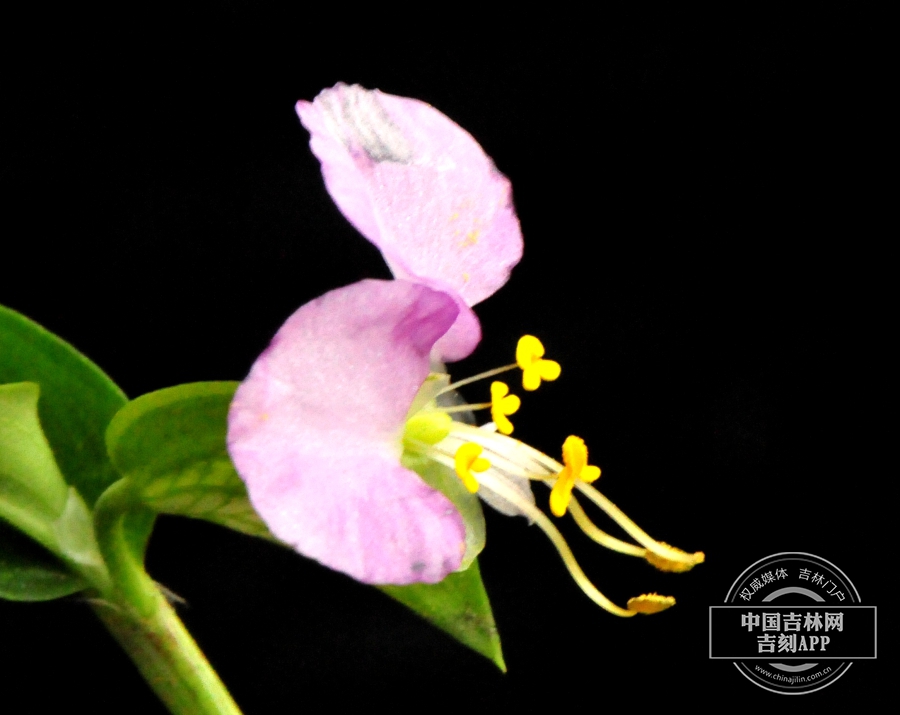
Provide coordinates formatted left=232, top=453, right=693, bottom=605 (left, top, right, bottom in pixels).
left=227, top=279, right=467, bottom=584
left=296, top=83, right=523, bottom=309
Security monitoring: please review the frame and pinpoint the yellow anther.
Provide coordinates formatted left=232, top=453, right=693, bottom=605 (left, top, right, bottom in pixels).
left=626, top=593, right=676, bottom=614
left=489, top=381, right=520, bottom=435
left=644, top=543, right=706, bottom=573
left=454, top=442, right=490, bottom=493
left=516, top=335, right=561, bottom=391
left=550, top=436, right=601, bottom=517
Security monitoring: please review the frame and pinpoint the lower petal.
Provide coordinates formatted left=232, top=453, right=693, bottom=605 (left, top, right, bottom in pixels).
left=228, top=279, right=468, bottom=584
left=240, top=444, right=466, bottom=584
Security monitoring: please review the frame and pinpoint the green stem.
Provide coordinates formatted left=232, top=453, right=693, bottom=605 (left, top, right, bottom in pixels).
left=93, top=479, right=243, bottom=715
left=91, top=592, right=243, bottom=715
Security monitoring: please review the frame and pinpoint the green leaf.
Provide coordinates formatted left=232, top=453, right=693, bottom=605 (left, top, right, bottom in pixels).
left=0, top=383, right=110, bottom=592
left=105, top=382, right=273, bottom=539
left=0, top=304, right=148, bottom=600
left=0, top=305, right=127, bottom=505
left=0, top=383, right=70, bottom=517
left=381, top=559, right=505, bottom=671
left=0, top=519, right=87, bottom=601
left=0, top=383, right=70, bottom=547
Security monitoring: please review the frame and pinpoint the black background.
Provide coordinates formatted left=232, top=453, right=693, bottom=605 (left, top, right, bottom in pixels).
left=1, top=5, right=889, bottom=710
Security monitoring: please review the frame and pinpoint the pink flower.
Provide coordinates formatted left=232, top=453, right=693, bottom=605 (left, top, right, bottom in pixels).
left=228, top=278, right=470, bottom=584
left=228, top=85, right=522, bottom=583
left=228, top=86, right=703, bottom=609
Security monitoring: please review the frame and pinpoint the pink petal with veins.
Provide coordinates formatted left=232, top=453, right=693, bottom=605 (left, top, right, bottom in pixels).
left=227, top=279, right=466, bottom=584
left=296, top=83, right=523, bottom=317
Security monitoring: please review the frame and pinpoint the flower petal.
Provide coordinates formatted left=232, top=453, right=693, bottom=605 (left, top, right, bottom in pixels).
left=296, top=83, right=523, bottom=310
left=227, top=279, right=468, bottom=584
left=426, top=286, right=481, bottom=362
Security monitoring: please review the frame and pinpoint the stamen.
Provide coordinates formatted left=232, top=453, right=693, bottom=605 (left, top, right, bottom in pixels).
left=473, top=469, right=671, bottom=617
left=516, top=335, right=561, bottom=391
left=454, top=443, right=490, bottom=493
left=490, top=381, right=520, bottom=435
left=575, top=482, right=705, bottom=571
left=438, top=335, right=560, bottom=398
left=439, top=423, right=557, bottom=483
left=423, top=432, right=683, bottom=616
left=437, top=363, right=518, bottom=395
left=627, top=593, right=676, bottom=614
left=566, top=496, right=645, bottom=557
left=437, top=427, right=702, bottom=570
left=644, top=542, right=706, bottom=573
left=442, top=403, right=491, bottom=413
left=550, top=436, right=601, bottom=517
left=562, top=490, right=704, bottom=573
